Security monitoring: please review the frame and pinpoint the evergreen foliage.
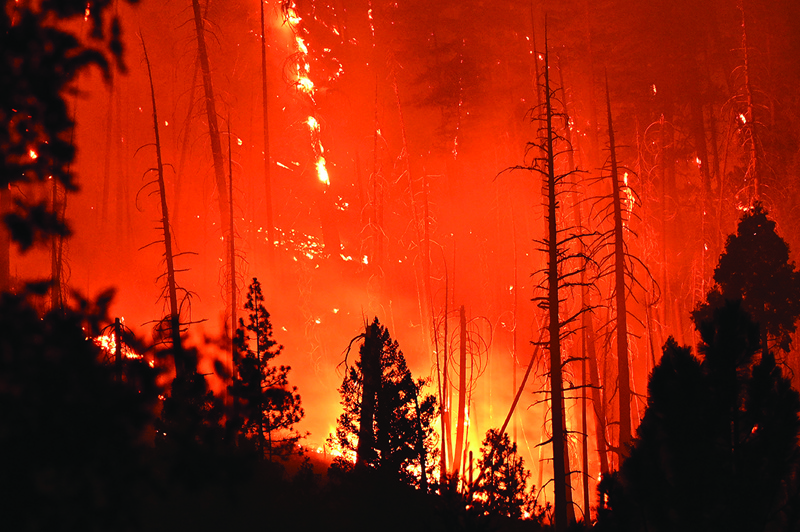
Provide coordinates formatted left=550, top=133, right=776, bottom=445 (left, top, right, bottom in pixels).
left=230, top=277, right=304, bottom=459
left=470, top=429, right=537, bottom=520
left=597, top=300, right=800, bottom=532
left=331, top=318, right=437, bottom=489
left=693, top=203, right=800, bottom=353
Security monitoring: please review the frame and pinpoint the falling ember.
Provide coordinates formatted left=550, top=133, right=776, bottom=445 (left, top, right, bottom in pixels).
left=695, top=156, right=702, bottom=166
left=28, top=148, right=38, bottom=160
left=740, top=113, right=747, bottom=124
left=316, top=156, right=330, bottom=185
left=84, top=3, right=90, bottom=21
left=651, top=83, right=657, bottom=95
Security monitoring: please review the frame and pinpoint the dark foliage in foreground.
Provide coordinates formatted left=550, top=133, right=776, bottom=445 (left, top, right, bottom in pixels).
left=596, top=301, right=800, bottom=532
left=0, top=289, right=159, bottom=531
left=0, top=290, right=544, bottom=531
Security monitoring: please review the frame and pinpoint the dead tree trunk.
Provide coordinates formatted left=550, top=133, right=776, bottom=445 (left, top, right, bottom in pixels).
left=259, top=0, right=274, bottom=260
left=605, top=77, right=632, bottom=455
left=190, top=0, right=230, bottom=250
left=227, top=118, right=238, bottom=404
left=357, top=321, right=381, bottom=467
left=142, top=39, right=184, bottom=377
left=541, top=36, right=574, bottom=532
left=452, top=305, right=468, bottom=480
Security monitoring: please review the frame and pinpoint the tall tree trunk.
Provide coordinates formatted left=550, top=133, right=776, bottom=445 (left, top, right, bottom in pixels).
left=259, top=0, right=274, bottom=261
left=228, top=118, right=238, bottom=409
left=190, top=0, right=230, bottom=252
left=452, top=305, right=468, bottom=479
left=543, top=38, right=571, bottom=532
left=605, top=77, right=632, bottom=455
left=142, top=39, right=184, bottom=377
left=357, top=321, right=380, bottom=467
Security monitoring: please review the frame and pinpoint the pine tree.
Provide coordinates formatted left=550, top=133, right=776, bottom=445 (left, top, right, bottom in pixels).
left=231, top=278, right=304, bottom=460
left=693, top=203, right=800, bottom=355
left=597, top=300, right=800, bottom=532
left=332, top=318, right=438, bottom=490
left=470, top=429, right=536, bottom=520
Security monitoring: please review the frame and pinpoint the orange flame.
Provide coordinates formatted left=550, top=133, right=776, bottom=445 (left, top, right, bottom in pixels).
left=316, top=157, right=330, bottom=185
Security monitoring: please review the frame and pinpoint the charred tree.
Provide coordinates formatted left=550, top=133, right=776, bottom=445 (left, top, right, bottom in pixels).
left=505, top=30, right=583, bottom=531
left=452, top=305, right=468, bottom=479
left=141, top=39, right=184, bottom=377
left=558, top=57, right=607, bottom=518
left=190, top=0, right=230, bottom=257
left=605, top=79, right=633, bottom=454
left=259, top=0, right=274, bottom=260
left=227, top=118, right=238, bottom=404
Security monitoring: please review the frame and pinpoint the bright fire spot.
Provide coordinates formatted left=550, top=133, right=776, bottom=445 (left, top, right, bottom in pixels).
left=297, top=37, right=309, bottom=54
left=28, top=149, right=38, bottom=160
left=84, top=3, right=90, bottom=21
left=298, top=76, right=315, bottom=93
left=651, top=83, right=657, bottom=95
left=285, top=3, right=301, bottom=25
left=237, top=138, right=243, bottom=146
left=94, top=333, right=152, bottom=367
left=306, top=116, right=319, bottom=131
left=362, top=255, right=369, bottom=265
left=164, top=120, right=169, bottom=126
left=740, top=113, right=747, bottom=124
left=332, top=308, right=339, bottom=314
left=695, top=156, right=702, bottom=166
left=316, top=157, right=330, bottom=185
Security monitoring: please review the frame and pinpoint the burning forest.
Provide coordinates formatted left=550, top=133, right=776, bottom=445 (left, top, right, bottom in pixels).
left=3, top=0, right=800, bottom=530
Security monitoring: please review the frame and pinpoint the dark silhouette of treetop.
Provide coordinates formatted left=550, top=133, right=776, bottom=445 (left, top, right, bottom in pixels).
left=470, top=429, right=536, bottom=520
left=331, top=318, right=437, bottom=490
left=231, top=277, right=304, bottom=459
left=693, top=203, right=800, bottom=353
left=598, top=300, right=800, bottom=532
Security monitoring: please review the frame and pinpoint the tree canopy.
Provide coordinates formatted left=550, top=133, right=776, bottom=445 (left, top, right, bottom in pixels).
left=230, top=277, right=304, bottom=459
left=693, top=203, right=800, bottom=353
left=331, top=318, right=437, bottom=489
left=597, top=300, right=800, bottom=532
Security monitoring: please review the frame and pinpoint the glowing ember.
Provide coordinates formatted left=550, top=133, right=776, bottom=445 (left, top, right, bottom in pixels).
left=316, top=156, right=330, bottom=185
left=297, top=76, right=315, bottom=93
left=740, top=113, right=747, bottom=124
left=28, top=149, right=38, bottom=160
